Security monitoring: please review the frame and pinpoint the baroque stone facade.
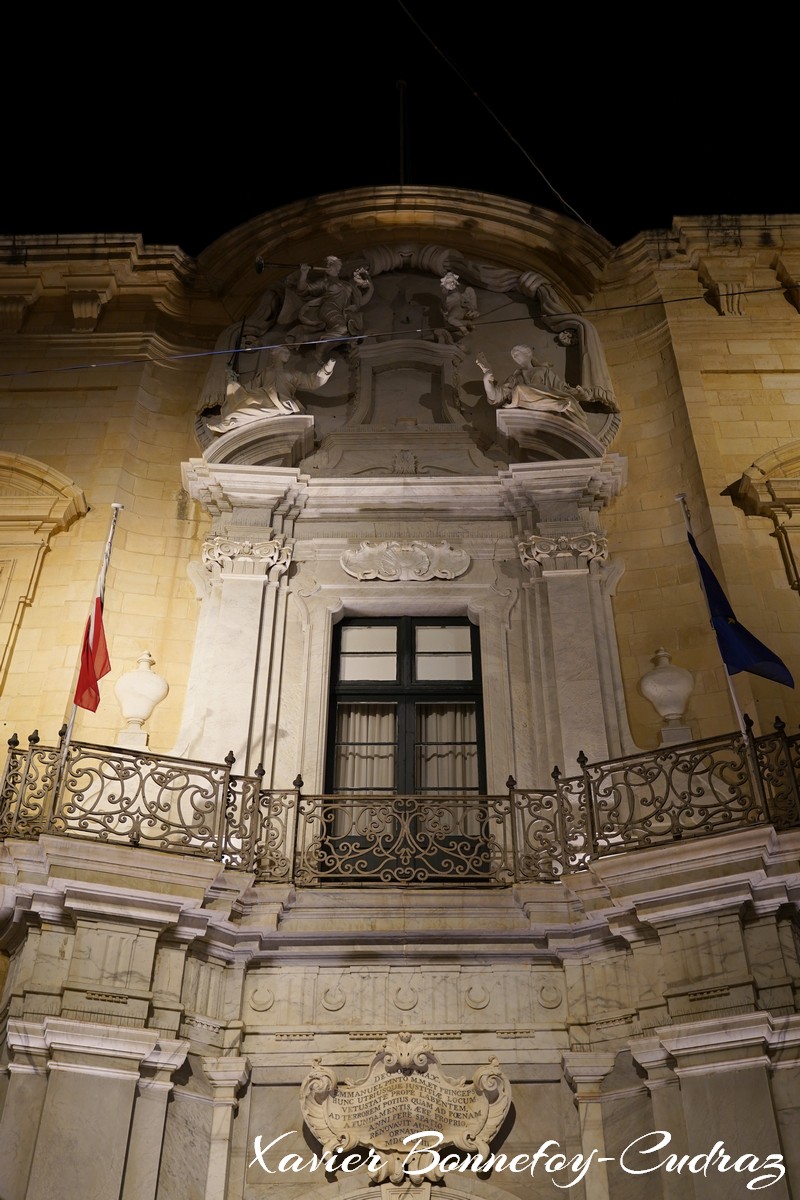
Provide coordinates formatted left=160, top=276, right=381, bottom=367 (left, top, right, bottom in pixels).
left=2, top=191, right=800, bottom=1199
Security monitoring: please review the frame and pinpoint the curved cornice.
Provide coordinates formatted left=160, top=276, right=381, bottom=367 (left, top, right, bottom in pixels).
left=197, top=187, right=616, bottom=306
left=0, top=452, right=87, bottom=533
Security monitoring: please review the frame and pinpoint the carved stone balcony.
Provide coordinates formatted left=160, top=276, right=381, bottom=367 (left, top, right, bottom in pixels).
left=1, top=722, right=799, bottom=886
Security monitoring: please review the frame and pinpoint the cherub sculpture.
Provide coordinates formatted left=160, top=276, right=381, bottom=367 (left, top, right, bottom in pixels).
left=440, top=271, right=479, bottom=338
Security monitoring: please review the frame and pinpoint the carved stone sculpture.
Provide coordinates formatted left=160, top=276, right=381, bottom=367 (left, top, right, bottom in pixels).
left=206, top=348, right=334, bottom=434
left=439, top=271, right=479, bottom=338
left=476, top=344, right=604, bottom=427
left=287, top=255, right=374, bottom=343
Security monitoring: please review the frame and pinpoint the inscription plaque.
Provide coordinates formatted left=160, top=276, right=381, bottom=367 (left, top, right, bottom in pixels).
left=300, top=1031, right=511, bottom=1182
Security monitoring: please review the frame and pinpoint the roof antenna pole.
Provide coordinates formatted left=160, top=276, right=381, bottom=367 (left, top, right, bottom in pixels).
left=396, top=79, right=407, bottom=186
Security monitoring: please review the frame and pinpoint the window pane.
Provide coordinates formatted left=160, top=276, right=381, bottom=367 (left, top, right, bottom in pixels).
left=340, top=655, right=397, bottom=681
left=415, top=702, right=478, bottom=792
left=416, top=655, right=473, bottom=681
left=333, top=702, right=396, bottom=792
left=340, top=626, right=397, bottom=652
left=339, top=625, right=398, bottom=680
left=415, top=626, right=472, bottom=653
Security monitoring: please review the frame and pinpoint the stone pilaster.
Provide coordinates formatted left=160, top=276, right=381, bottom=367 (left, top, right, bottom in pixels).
left=18, top=1019, right=183, bottom=1200
left=200, top=1056, right=251, bottom=1200
left=173, top=534, right=293, bottom=770
left=562, top=1052, right=616, bottom=1200
left=120, top=1040, right=190, bottom=1200
left=659, top=1014, right=792, bottom=1200
left=519, top=532, right=627, bottom=765
left=0, top=1021, right=49, bottom=1200
left=630, top=1037, right=693, bottom=1200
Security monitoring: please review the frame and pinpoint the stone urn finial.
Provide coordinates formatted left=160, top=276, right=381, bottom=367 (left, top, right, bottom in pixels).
left=639, top=647, right=694, bottom=746
left=114, top=651, right=169, bottom=749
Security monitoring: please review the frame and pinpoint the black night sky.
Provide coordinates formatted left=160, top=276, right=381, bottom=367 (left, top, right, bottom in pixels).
left=4, top=5, right=794, bottom=257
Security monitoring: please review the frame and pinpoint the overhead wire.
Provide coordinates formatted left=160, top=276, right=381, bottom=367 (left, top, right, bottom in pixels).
left=0, top=283, right=793, bottom=382
left=395, top=0, right=599, bottom=235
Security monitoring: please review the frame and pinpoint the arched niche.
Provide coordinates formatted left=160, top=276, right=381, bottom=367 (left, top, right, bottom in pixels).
left=0, top=453, right=87, bottom=690
left=195, top=238, right=620, bottom=473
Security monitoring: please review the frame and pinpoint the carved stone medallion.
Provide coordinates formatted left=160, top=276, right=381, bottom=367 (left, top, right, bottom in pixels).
left=340, top=541, right=470, bottom=581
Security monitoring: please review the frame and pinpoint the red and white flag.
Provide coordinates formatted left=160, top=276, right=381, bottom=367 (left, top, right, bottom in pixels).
left=73, top=594, right=111, bottom=711
left=72, top=504, right=122, bottom=712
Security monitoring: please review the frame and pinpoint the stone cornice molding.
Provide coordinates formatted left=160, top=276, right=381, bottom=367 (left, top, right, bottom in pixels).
left=59, top=883, right=196, bottom=930
left=650, top=1011, right=800, bottom=1073
left=7, top=1016, right=188, bottom=1067
left=200, top=1055, right=252, bottom=1101
left=182, top=456, right=627, bottom=523
left=198, top=187, right=615, bottom=301
left=0, top=452, right=87, bottom=538
left=0, top=233, right=195, bottom=279
left=561, top=1051, right=618, bottom=1092
left=203, top=415, right=315, bottom=467
left=628, top=879, right=756, bottom=928
left=672, top=215, right=800, bottom=258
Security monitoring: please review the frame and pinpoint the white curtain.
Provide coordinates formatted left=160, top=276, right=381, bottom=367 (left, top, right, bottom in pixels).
left=333, top=701, right=478, bottom=796
left=416, top=703, right=478, bottom=793
left=333, top=703, right=396, bottom=792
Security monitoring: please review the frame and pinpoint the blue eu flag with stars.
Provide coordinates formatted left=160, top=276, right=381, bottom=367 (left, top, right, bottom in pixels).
left=687, top=532, right=793, bottom=687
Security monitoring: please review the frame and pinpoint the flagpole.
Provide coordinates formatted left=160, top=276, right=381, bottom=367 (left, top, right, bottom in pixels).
left=675, top=493, right=750, bottom=739
left=57, top=503, right=124, bottom=787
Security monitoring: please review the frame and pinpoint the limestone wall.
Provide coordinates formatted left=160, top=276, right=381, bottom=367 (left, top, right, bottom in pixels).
left=1, top=828, right=798, bottom=1198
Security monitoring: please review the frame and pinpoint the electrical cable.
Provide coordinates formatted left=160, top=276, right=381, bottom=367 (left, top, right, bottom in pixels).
left=395, top=0, right=598, bottom=234
left=0, top=283, right=792, bottom=382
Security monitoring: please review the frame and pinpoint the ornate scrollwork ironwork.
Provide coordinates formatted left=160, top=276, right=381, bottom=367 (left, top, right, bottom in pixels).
left=1, top=726, right=798, bottom=885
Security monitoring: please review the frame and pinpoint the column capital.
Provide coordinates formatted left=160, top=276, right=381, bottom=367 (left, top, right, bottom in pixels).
left=201, top=1055, right=251, bottom=1104
left=519, top=532, right=608, bottom=576
left=562, top=1051, right=617, bottom=1096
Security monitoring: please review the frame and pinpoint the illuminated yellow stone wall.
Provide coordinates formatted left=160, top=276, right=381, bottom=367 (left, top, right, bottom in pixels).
left=599, top=219, right=800, bottom=746
left=0, top=240, right=216, bottom=750
left=2, top=204, right=800, bottom=761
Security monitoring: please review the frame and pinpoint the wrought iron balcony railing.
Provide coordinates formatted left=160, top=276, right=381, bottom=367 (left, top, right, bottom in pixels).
left=1, top=720, right=799, bottom=886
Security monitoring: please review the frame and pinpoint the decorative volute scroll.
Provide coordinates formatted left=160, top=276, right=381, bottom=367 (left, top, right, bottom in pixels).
left=340, top=541, right=470, bottom=581
left=299, top=1032, right=511, bottom=1184
left=202, top=534, right=292, bottom=580
left=697, top=255, right=755, bottom=317
left=0, top=277, right=43, bottom=333
left=65, top=276, right=117, bottom=332
left=518, top=533, right=608, bottom=575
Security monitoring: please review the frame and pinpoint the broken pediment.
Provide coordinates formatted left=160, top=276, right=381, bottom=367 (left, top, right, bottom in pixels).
left=195, top=244, right=619, bottom=472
